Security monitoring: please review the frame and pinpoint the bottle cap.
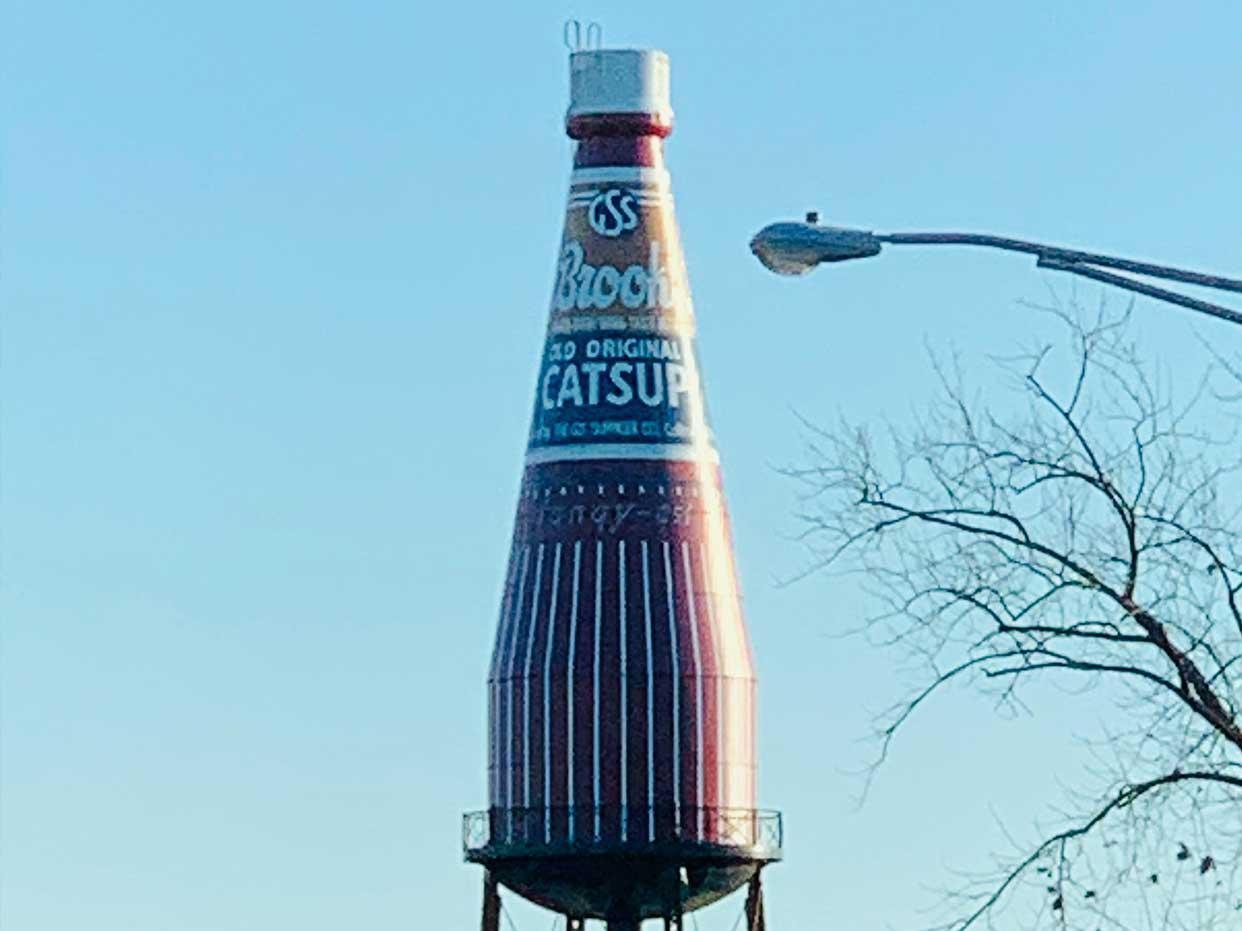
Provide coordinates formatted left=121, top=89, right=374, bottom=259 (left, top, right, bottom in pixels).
left=567, top=49, right=673, bottom=131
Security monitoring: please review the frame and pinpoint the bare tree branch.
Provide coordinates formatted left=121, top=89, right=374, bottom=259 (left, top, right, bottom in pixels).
left=788, top=301, right=1242, bottom=929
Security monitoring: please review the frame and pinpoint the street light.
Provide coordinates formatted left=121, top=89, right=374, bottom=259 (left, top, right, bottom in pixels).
left=750, top=214, right=1242, bottom=327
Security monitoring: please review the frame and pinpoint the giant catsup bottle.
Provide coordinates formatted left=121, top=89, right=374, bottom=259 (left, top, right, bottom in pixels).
left=467, top=44, right=780, bottom=930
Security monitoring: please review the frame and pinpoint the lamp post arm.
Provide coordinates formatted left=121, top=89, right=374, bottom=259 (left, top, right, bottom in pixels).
left=1035, top=257, right=1242, bottom=326
left=874, top=231, right=1242, bottom=326
left=876, top=232, right=1242, bottom=293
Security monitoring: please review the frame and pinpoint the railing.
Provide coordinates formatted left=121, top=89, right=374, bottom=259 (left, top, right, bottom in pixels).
left=462, top=806, right=783, bottom=860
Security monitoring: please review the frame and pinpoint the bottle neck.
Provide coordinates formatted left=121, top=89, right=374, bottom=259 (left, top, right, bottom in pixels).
left=573, top=135, right=664, bottom=168
left=568, top=112, right=671, bottom=169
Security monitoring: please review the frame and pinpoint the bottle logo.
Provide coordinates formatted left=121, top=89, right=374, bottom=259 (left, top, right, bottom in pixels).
left=553, top=240, right=673, bottom=312
left=587, top=188, right=640, bottom=238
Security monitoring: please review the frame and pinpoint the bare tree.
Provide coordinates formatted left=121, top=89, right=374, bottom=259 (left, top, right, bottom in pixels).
left=789, top=301, right=1242, bottom=929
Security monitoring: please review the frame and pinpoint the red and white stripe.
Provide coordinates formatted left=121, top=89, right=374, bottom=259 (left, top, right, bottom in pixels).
left=487, top=465, right=757, bottom=846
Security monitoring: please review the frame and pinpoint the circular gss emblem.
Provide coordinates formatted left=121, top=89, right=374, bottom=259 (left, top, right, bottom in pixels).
left=587, top=188, right=640, bottom=238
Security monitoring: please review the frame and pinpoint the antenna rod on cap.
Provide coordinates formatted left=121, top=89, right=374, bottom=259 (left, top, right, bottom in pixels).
left=563, top=18, right=602, bottom=52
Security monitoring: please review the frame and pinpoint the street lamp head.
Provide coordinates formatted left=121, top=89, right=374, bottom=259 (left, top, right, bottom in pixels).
left=749, top=220, right=883, bottom=275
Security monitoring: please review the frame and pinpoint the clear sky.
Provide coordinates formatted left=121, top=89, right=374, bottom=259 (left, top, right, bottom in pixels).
left=3, top=2, right=1239, bottom=929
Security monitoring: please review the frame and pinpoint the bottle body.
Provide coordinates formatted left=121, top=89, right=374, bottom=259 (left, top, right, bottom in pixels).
left=486, top=134, right=757, bottom=850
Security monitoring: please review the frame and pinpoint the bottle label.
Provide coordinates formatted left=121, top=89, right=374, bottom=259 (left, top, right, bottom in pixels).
left=527, top=167, right=716, bottom=464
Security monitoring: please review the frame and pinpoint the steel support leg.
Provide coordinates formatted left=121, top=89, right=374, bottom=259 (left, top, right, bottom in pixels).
left=744, top=870, right=766, bottom=931
left=663, top=865, right=684, bottom=931
left=480, top=871, right=501, bottom=931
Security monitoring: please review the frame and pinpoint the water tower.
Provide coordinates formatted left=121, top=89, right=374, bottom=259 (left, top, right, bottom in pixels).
left=463, top=34, right=782, bottom=931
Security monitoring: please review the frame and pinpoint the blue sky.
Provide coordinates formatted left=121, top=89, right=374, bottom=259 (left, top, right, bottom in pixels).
left=3, top=2, right=1239, bottom=929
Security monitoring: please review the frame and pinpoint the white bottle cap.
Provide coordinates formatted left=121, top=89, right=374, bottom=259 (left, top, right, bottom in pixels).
left=567, top=49, right=672, bottom=124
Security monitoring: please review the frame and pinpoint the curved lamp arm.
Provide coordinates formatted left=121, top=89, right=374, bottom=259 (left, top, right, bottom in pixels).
left=750, top=219, right=1242, bottom=327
